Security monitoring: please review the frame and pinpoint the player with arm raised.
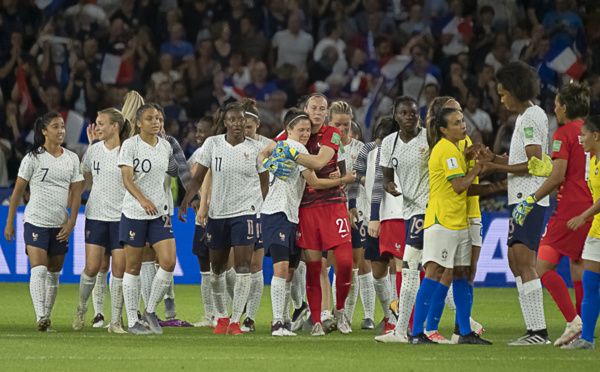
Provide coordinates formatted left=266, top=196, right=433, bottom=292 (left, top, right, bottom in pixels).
left=4, top=112, right=84, bottom=332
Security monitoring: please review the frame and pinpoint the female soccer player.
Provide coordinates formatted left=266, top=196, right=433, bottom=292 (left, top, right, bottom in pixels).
left=481, top=62, right=550, bottom=345
left=178, top=102, right=269, bottom=335
left=564, top=115, right=600, bottom=349
left=240, top=98, right=271, bottom=332
left=5, top=112, right=84, bottom=331
left=72, top=108, right=131, bottom=334
left=330, top=101, right=374, bottom=329
left=410, top=107, right=491, bottom=345
left=119, top=104, right=179, bottom=335
left=515, top=83, right=591, bottom=346
left=259, top=108, right=355, bottom=335
left=188, top=116, right=217, bottom=327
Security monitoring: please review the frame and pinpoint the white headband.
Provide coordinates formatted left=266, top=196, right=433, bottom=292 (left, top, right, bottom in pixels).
left=289, top=115, right=309, bottom=124
left=245, top=111, right=259, bottom=119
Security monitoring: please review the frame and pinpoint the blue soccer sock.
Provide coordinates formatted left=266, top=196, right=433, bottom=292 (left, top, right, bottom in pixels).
left=581, top=270, right=600, bottom=343
left=411, top=278, right=438, bottom=336
left=453, top=279, right=472, bottom=336
left=425, top=282, right=449, bottom=332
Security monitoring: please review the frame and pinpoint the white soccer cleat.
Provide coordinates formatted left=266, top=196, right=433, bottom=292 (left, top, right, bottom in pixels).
left=193, top=316, right=214, bottom=327
left=72, top=305, right=87, bottom=331
left=470, top=317, right=484, bottom=335
left=508, top=333, right=550, bottom=346
left=334, top=309, right=352, bottom=334
left=554, top=315, right=583, bottom=347
left=425, top=330, right=452, bottom=344
left=108, top=319, right=128, bottom=334
left=92, top=313, right=105, bottom=328
left=561, top=337, right=595, bottom=350
left=310, top=322, right=325, bottom=336
left=374, top=329, right=407, bottom=343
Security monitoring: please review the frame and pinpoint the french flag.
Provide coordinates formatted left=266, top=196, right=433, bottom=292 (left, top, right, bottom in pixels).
left=546, top=46, right=584, bottom=81
left=100, top=54, right=134, bottom=85
left=60, top=110, right=90, bottom=146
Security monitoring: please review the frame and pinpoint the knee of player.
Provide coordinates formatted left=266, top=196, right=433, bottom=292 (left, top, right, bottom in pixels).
left=160, top=260, right=176, bottom=272
left=235, top=264, right=251, bottom=274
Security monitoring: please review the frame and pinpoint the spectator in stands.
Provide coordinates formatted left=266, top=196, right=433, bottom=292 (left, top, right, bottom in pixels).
left=442, top=60, right=469, bottom=104
left=484, top=33, right=511, bottom=72
left=473, top=63, right=499, bottom=116
left=543, top=0, right=586, bottom=54
left=471, top=5, right=497, bottom=63
left=245, top=61, right=277, bottom=102
left=399, top=41, right=442, bottom=107
left=219, top=0, right=246, bottom=39
left=264, top=0, right=288, bottom=38
left=285, top=68, right=309, bottom=107
left=64, top=59, right=98, bottom=119
left=511, top=21, right=531, bottom=62
left=259, top=90, right=287, bottom=138
left=156, top=81, right=188, bottom=126
left=271, top=11, right=314, bottom=71
left=440, top=0, right=471, bottom=57
left=420, top=82, right=440, bottom=121
left=239, top=14, right=269, bottom=63
left=225, top=51, right=251, bottom=90
left=313, top=20, right=347, bottom=75
left=110, top=0, right=140, bottom=29
left=192, top=38, right=218, bottom=90
left=172, top=80, right=193, bottom=120
left=308, top=46, right=338, bottom=85
left=211, top=21, right=232, bottom=68
left=400, top=3, right=433, bottom=44
left=0, top=31, right=26, bottom=99
left=463, top=91, right=493, bottom=145
left=161, top=22, right=194, bottom=67
left=587, top=75, right=600, bottom=116
left=182, top=0, right=212, bottom=45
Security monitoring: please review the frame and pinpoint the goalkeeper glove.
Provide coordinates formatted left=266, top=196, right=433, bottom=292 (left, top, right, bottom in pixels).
left=263, top=156, right=294, bottom=180
left=528, top=154, right=553, bottom=177
left=273, top=141, right=299, bottom=161
left=512, top=193, right=537, bottom=226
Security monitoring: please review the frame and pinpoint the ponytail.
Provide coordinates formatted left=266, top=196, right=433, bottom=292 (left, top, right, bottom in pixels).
left=121, top=91, right=145, bottom=137
left=28, top=112, right=62, bottom=157
left=214, top=102, right=245, bottom=135
left=425, top=96, right=457, bottom=156
left=427, top=107, right=459, bottom=154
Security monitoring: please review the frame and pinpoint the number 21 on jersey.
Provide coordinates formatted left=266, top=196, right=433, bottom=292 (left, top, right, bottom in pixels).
left=336, top=218, right=350, bottom=238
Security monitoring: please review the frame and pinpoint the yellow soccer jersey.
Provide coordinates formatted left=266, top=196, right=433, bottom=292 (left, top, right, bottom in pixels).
left=588, top=155, right=600, bottom=239
left=425, top=138, right=469, bottom=230
left=459, top=136, right=481, bottom=219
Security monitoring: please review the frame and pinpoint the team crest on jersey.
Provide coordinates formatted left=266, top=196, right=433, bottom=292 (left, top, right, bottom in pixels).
left=359, top=211, right=363, bottom=217
left=243, top=152, right=249, bottom=160
left=419, top=147, right=426, bottom=153
left=32, top=232, right=38, bottom=242
left=296, top=231, right=301, bottom=238
left=441, top=249, right=448, bottom=261
left=129, top=231, right=135, bottom=240
left=395, top=243, right=402, bottom=251
left=86, top=230, right=91, bottom=239
left=207, top=233, right=212, bottom=242
left=279, top=232, right=286, bottom=241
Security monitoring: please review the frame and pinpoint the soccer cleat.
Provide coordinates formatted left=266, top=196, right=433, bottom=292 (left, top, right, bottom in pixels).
left=561, top=337, right=595, bottom=350
left=375, top=329, right=407, bottom=343
left=322, top=310, right=337, bottom=334
left=302, top=315, right=314, bottom=333
left=92, top=313, right=105, bottom=328
left=240, top=317, right=255, bottom=333
left=554, top=316, right=583, bottom=347
left=310, top=322, right=325, bottom=336
left=45, top=326, right=57, bottom=333
left=226, top=322, right=244, bottom=335
left=108, top=319, right=127, bottom=334
left=383, top=319, right=396, bottom=335
left=508, top=332, right=550, bottom=346
left=425, top=330, right=452, bottom=344
left=291, top=302, right=309, bottom=331
left=142, top=310, right=163, bottom=335
left=128, top=321, right=153, bottom=335
left=38, top=316, right=51, bottom=332
left=334, top=309, right=352, bottom=334
left=361, top=318, right=375, bottom=330
left=164, top=298, right=176, bottom=320
left=450, top=333, right=460, bottom=344
left=284, top=322, right=292, bottom=331
left=72, top=305, right=87, bottom=331
left=213, top=318, right=230, bottom=334
left=470, top=317, right=484, bottom=335
left=410, top=332, right=438, bottom=344
left=193, top=316, right=213, bottom=328
left=271, top=321, right=296, bottom=336
left=389, top=299, right=400, bottom=323
left=458, top=331, right=493, bottom=345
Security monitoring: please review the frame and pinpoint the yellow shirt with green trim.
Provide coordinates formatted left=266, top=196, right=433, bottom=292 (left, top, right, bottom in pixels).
left=458, top=136, right=481, bottom=219
left=587, top=155, right=600, bottom=239
left=425, top=137, right=469, bottom=230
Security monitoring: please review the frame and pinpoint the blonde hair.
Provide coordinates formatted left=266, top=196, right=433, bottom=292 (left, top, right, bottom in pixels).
left=97, top=108, right=131, bottom=145
left=328, top=101, right=354, bottom=120
left=121, top=91, right=145, bottom=137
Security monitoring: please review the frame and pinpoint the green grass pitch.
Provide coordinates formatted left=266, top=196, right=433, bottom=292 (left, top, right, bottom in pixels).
left=0, top=283, right=597, bottom=371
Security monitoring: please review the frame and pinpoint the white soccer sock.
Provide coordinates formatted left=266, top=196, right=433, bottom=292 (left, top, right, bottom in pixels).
left=45, top=271, right=60, bottom=317
left=230, top=273, right=252, bottom=323
left=389, top=270, right=398, bottom=301
left=30, top=266, right=47, bottom=321
left=291, top=262, right=306, bottom=309
left=92, top=272, right=107, bottom=315
left=284, top=281, right=292, bottom=322
left=78, top=272, right=96, bottom=308
left=246, top=271, right=264, bottom=320
left=201, top=271, right=214, bottom=318
left=445, top=283, right=456, bottom=310
left=516, top=276, right=532, bottom=330
left=146, top=268, right=174, bottom=314
left=226, top=267, right=236, bottom=301
left=332, top=273, right=337, bottom=308
left=373, top=274, right=392, bottom=319
left=164, top=278, right=175, bottom=300
left=109, top=275, right=124, bottom=324
left=344, top=268, right=359, bottom=323
left=140, top=262, right=157, bottom=308
left=210, top=271, right=228, bottom=319
left=523, top=278, right=546, bottom=332
left=359, top=272, right=376, bottom=320
left=271, top=276, right=286, bottom=323
left=123, top=273, right=140, bottom=327
left=396, top=268, right=420, bottom=333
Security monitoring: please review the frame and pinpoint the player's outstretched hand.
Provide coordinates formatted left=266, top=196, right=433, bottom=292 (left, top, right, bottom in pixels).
left=567, top=215, right=586, bottom=231
left=263, top=156, right=294, bottom=180
left=273, top=141, right=299, bottom=161
left=512, top=194, right=537, bottom=226
left=348, top=208, right=359, bottom=229
left=528, top=154, right=553, bottom=177
left=4, top=223, right=15, bottom=243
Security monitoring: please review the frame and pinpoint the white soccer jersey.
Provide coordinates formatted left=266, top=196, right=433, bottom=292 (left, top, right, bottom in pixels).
left=18, top=149, right=84, bottom=228
left=257, top=135, right=272, bottom=148
left=188, top=147, right=205, bottom=226
left=196, top=135, right=267, bottom=219
left=508, top=105, right=549, bottom=206
left=363, top=147, right=378, bottom=223
left=379, top=129, right=429, bottom=218
left=82, top=142, right=125, bottom=221
left=118, top=135, right=173, bottom=220
left=261, top=139, right=308, bottom=223
left=380, top=171, right=404, bottom=221
left=342, top=139, right=368, bottom=216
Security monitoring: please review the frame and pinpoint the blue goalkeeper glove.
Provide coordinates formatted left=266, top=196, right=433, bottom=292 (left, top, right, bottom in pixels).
left=263, top=156, right=294, bottom=180
left=512, top=193, right=537, bottom=226
left=273, top=141, right=299, bottom=161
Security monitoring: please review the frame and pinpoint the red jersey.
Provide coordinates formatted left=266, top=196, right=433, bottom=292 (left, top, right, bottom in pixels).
left=551, top=120, right=593, bottom=220
left=276, top=125, right=346, bottom=208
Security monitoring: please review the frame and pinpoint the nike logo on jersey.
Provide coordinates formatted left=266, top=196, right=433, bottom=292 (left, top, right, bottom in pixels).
left=341, top=233, right=348, bottom=238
